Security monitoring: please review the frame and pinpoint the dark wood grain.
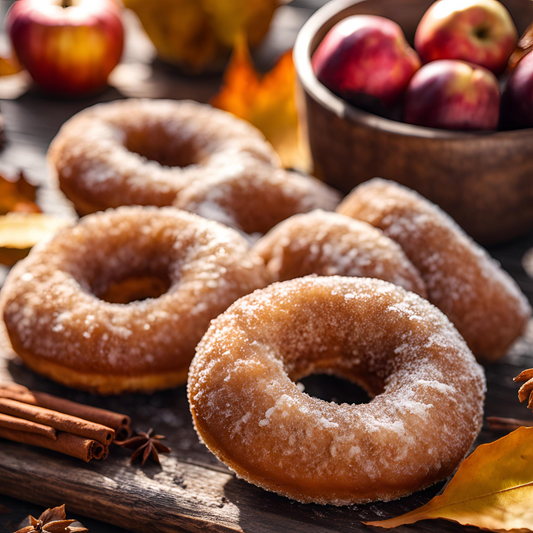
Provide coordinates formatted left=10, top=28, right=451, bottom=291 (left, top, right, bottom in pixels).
left=0, top=1, right=532, bottom=531
left=294, top=0, right=533, bottom=245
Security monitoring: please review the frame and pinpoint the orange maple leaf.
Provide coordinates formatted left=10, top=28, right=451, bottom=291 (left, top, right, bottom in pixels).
left=212, top=35, right=311, bottom=172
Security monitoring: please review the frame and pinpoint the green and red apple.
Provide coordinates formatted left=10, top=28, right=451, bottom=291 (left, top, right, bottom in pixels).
left=312, top=15, right=421, bottom=110
left=7, top=0, right=124, bottom=96
left=415, top=0, right=518, bottom=75
left=404, top=59, right=500, bottom=130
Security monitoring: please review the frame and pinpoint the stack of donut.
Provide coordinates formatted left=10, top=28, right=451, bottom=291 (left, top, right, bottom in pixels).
left=48, top=99, right=340, bottom=236
left=2, top=98, right=530, bottom=506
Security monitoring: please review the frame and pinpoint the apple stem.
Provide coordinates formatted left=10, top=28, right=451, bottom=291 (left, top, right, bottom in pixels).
left=61, top=0, right=71, bottom=7
left=475, top=27, right=488, bottom=40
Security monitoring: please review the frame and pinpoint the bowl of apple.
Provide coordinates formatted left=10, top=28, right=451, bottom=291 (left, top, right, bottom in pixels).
left=294, top=0, right=533, bottom=244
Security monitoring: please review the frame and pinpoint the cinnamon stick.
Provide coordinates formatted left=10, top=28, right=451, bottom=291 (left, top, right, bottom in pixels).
left=0, top=398, right=114, bottom=445
left=0, top=427, right=106, bottom=462
left=486, top=416, right=533, bottom=431
left=0, top=412, right=56, bottom=440
left=0, top=384, right=131, bottom=438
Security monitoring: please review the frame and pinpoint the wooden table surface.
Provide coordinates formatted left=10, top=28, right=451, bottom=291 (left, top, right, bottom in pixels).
left=0, top=1, right=533, bottom=532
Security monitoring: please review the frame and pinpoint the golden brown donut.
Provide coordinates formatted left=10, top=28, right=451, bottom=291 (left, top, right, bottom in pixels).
left=48, top=99, right=279, bottom=215
left=1, top=207, right=269, bottom=394
left=337, top=178, right=531, bottom=361
left=253, top=210, right=426, bottom=296
left=174, top=162, right=341, bottom=237
left=188, top=276, right=486, bottom=505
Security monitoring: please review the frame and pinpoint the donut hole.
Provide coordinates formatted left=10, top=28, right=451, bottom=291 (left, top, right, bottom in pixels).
left=83, top=259, right=173, bottom=304
left=298, top=374, right=372, bottom=405
left=95, top=273, right=172, bottom=304
left=61, top=230, right=179, bottom=304
left=124, top=127, right=203, bottom=168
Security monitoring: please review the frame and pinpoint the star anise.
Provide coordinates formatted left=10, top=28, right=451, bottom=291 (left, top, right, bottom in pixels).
left=115, top=428, right=171, bottom=466
left=486, top=368, right=533, bottom=432
left=515, top=368, right=533, bottom=412
left=14, top=505, right=87, bottom=533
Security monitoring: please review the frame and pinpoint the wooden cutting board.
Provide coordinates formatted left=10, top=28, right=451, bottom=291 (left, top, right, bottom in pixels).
left=1, top=312, right=532, bottom=533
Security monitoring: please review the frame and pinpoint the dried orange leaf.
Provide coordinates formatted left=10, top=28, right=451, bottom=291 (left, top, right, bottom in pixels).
left=0, top=213, right=71, bottom=266
left=212, top=35, right=311, bottom=171
left=365, top=427, right=533, bottom=532
left=0, top=170, right=39, bottom=215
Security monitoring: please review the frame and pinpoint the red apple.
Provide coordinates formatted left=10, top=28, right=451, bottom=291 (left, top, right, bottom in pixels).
left=6, top=0, right=124, bottom=96
left=312, top=15, right=421, bottom=109
left=501, top=51, right=533, bottom=128
left=415, top=0, right=518, bottom=75
left=404, top=60, right=500, bottom=130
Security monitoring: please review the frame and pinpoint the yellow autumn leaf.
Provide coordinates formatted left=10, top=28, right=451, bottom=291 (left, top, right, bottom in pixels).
left=201, top=0, right=281, bottom=48
left=366, top=427, right=533, bottom=532
left=212, top=36, right=311, bottom=172
left=0, top=213, right=71, bottom=266
left=123, top=0, right=281, bottom=71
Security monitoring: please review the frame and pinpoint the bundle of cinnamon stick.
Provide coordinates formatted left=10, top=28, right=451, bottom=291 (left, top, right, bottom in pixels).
left=0, top=383, right=131, bottom=462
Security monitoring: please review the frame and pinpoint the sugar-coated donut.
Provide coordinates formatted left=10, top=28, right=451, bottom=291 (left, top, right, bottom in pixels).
left=188, top=276, right=486, bottom=505
left=337, top=179, right=531, bottom=362
left=253, top=210, right=426, bottom=296
left=175, top=163, right=341, bottom=237
left=1, top=207, right=269, bottom=394
left=48, top=99, right=279, bottom=215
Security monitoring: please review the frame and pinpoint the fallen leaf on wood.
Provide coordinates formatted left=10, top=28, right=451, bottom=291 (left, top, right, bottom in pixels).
left=0, top=213, right=71, bottom=266
left=0, top=170, right=39, bottom=215
left=365, top=427, right=533, bottom=531
left=212, top=35, right=311, bottom=171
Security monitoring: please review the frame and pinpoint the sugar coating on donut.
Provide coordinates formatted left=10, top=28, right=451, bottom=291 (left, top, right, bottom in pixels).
left=254, top=210, right=427, bottom=296
left=188, top=276, right=486, bottom=505
left=338, top=178, right=532, bottom=361
left=175, top=163, right=341, bottom=237
left=1, top=206, right=269, bottom=394
left=48, top=99, right=280, bottom=214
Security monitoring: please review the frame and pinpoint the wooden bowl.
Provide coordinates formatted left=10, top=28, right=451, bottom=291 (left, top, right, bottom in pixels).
left=294, top=0, right=533, bottom=244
